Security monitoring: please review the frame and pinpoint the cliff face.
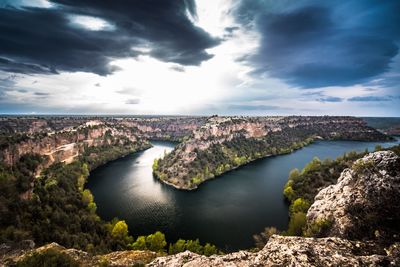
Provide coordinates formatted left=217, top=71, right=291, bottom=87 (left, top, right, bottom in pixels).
left=307, top=151, right=400, bottom=241
left=119, top=116, right=208, bottom=141
left=154, top=116, right=390, bottom=190
left=0, top=123, right=144, bottom=167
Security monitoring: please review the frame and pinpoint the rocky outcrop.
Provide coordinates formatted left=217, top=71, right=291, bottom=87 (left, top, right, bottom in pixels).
left=148, top=235, right=398, bottom=267
left=307, top=151, right=400, bottom=240
left=1, top=242, right=157, bottom=266
left=3, top=236, right=398, bottom=267
left=154, top=116, right=391, bottom=190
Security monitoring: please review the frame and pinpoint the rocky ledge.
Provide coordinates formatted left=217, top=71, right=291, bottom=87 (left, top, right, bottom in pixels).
left=149, top=235, right=399, bottom=267
left=1, top=242, right=157, bottom=266
left=307, top=151, right=400, bottom=240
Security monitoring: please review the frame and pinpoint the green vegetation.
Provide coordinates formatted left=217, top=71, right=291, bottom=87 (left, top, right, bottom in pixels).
left=0, top=151, right=221, bottom=255
left=16, top=248, right=79, bottom=267
left=130, top=232, right=219, bottom=256
left=131, top=231, right=167, bottom=252
left=79, top=139, right=150, bottom=170
left=152, top=158, right=159, bottom=172
left=0, top=158, right=125, bottom=252
left=168, top=238, right=218, bottom=256
left=285, top=212, right=307, bottom=236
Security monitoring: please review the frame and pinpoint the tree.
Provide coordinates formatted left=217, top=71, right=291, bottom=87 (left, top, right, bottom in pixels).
left=87, top=202, right=97, bottom=214
left=168, top=239, right=186, bottom=254
left=288, top=168, right=300, bottom=181
left=283, top=184, right=296, bottom=202
left=82, top=189, right=94, bottom=206
left=152, top=159, right=159, bottom=172
left=186, top=239, right=203, bottom=254
left=203, top=243, right=218, bottom=256
left=111, top=220, right=131, bottom=246
left=290, top=198, right=310, bottom=214
left=286, top=212, right=306, bottom=236
left=130, top=236, right=147, bottom=250
left=145, top=231, right=167, bottom=252
left=302, top=157, right=321, bottom=174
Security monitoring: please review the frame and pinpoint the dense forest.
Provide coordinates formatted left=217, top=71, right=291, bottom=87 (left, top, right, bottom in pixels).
left=0, top=148, right=220, bottom=257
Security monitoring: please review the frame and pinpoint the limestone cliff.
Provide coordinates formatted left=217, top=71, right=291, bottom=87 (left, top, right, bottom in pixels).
left=0, top=123, right=147, bottom=167
left=307, top=151, right=400, bottom=241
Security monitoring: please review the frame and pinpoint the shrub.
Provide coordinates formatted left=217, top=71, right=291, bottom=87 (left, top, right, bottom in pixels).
left=16, top=249, right=79, bottom=267
left=290, top=198, right=310, bottom=214
left=285, top=212, right=306, bottom=236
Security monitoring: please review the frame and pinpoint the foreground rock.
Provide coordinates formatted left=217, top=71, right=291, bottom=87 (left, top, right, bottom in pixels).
left=1, top=242, right=157, bottom=266
left=3, top=236, right=397, bottom=267
left=307, top=151, right=400, bottom=240
left=149, top=235, right=398, bottom=267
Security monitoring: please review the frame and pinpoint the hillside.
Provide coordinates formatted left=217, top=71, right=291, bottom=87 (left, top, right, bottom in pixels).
left=154, top=116, right=391, bottom=190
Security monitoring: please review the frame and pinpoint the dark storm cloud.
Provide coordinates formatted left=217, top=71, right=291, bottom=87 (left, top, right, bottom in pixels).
left=0, top=0, right=219, bottom=75
left=234, top=0, right=400, bottom=88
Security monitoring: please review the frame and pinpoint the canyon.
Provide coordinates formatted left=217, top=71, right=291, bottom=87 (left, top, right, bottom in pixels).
left=2, top=150, right=399, bottom=266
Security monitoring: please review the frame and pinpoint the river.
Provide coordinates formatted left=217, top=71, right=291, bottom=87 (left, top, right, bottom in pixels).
left=87, top=138, right=399, bottom=251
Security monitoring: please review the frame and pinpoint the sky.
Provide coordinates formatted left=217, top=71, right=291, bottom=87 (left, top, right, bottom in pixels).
left=0, top=0, right=399, bottom=116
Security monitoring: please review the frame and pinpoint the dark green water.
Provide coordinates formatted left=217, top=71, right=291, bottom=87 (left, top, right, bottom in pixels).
left=87, top=139, right=399, bottom=251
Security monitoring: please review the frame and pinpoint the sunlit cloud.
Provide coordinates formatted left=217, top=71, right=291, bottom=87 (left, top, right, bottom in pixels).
left=68, top=15, right=115, bottom=31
